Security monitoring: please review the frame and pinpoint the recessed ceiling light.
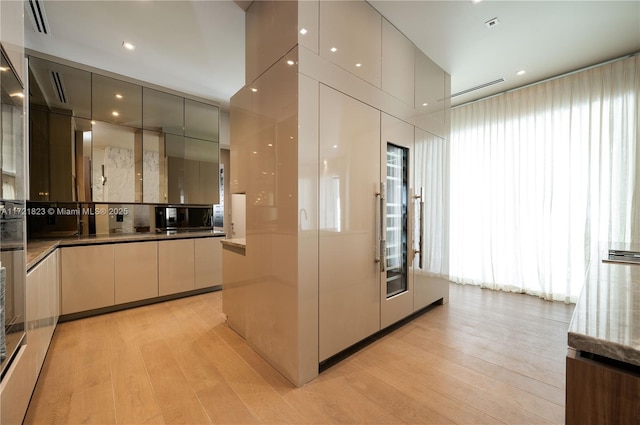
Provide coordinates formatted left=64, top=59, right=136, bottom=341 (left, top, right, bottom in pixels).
left=286, top=60, right=295, bottom=66
left=115, top=93, right=123, bottom=99
left=112, top=111, right=119, bottom=116
left=122, top=41, right=136, bottom=51
left=9, top=92, right=24, bottom=98
left=517, top=70, right=526, bottom=76
left=251, top=88, right=258, bottom=92
left=355, top=63, right=362, bottom=68
left=300, top=28, right=307, bottom=35
left=472, top=0, right=483, bottom=3
left=332, top=145, right=338, bottom=149
left=91, top=121, right=96, bottom=125
left=330, top=47, right=337, bottom=53
left=422, top=102, right=428, bottom=107
left=268, top=143, right=273, bottom=147
left=0, top=67, right=8, bottom=72
left=252, top=151, right=257, bottom=154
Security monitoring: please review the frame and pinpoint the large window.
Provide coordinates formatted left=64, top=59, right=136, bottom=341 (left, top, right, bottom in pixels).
left=450, top=55, right=639, bottom=302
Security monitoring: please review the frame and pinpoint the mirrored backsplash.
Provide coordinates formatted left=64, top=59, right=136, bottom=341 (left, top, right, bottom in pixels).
left=26, top=202, right=221, bottom=239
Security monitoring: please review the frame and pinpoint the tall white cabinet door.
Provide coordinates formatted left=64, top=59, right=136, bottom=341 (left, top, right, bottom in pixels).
left=380, top=113, right=415, bottom=329
left=413, top=129, right=450, bottom=310
left=114, top=241, right=158, bottom=304
left=158, top=239, right=195, bottom=296
left=319, top=85, right=381, bottom=362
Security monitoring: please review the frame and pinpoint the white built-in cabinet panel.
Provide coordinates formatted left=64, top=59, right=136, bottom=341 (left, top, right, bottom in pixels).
left=319, top=0, right=382, bottom=88
left=29, top=250, right=59, bottom=373
left=195, top=238, right=222, bottom=289
left=61, top=245, right=114, bottom=315
left=298, top=0, right=319, bottom=54
left=380, top=113, right=415, bottom=329
left=0, top=347, right=33, bottom=425
left=222, top=243, right=249, bottom=338
left=415, top=49, right=446, bottom=126
left=4, top=251, right=60, bottom=425
left=114, top=242, right=158, bottom=304
left=381, top=19, right=415, bottom=106
left=319, top=85, right=381, bottom=362
left=413, top=128, right=449, bottom=310
left=245, top=0, right=298, bottom=84
left=158, top=239, right=195, bottom=296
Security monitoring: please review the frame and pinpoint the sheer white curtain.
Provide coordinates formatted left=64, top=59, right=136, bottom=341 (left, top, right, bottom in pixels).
left=450, top=55, right=639, bottom=303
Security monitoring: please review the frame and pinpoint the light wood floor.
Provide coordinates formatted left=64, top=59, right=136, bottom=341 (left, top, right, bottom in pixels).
left=25, top=284, right=575, bottom=425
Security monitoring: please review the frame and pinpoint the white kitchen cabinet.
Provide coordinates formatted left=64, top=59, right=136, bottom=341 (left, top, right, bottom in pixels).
left=114, top=241, right=158, bottom=304
left=31, top=250, right=59, bottom=372
left=381, top=19, right=415, bottom=106
left=2, top=250, right=60, bottom=425
left=195, top=238, right=222, bottom=289
left=319, top=0, right=382, bottom=88
left=318, top=85, right=381, bottom=362
left=61, top=244, right=114, bottom=315
left=0, top=347, right=34, bottom=425
left=158, top=239, right=195, bottom=296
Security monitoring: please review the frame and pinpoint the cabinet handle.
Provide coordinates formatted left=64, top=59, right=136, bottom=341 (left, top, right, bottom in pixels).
left=377, top=182, right=386, bottom=272
left=414, top=188, right=424, bottom=269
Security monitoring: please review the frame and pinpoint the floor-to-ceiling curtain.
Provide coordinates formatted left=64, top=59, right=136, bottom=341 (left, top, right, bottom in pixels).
left=450, top=55, right=639, bottom=303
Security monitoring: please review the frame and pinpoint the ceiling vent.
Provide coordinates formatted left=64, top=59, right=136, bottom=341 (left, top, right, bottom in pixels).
left=26, top=0, right=51, bottom=35
left=50, top=71, right=67, bottom=104
left=451, top=78, right=505, bottom=98
left=485, top=17, right=500, bottom=29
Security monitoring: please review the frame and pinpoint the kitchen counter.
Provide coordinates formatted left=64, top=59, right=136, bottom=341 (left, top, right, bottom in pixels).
left=568, top=252, right=640, bottom=367
left=221, top=238, right=246, bottom=249
left=27, top=230, right=225, bottom=270
left=565, top=247, right=640, bottom=424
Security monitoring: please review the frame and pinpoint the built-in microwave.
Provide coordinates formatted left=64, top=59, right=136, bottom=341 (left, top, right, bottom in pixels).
left=155, top=207, right=178, bottom=230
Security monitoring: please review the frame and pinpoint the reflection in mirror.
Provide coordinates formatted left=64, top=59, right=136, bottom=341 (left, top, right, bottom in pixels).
left=74, top=118, right=92, bottom=202
left=166, top=134, right=185, bottom=204
left=142, top=130, right=167, bottom=203
left=186, top=137, right=219, bottom=204
left=92, top=121, right=141, bottom=203
left=92, top=74, right=142, bottom=127
left=185, top=99, right=219, bottom=142
left=1, top=53, right=25, bottom=200
left=143, top=88, right=183, bottom=135
left=28, top=111, right=91, bottom=202
left=28, top=56, right=91, bottom=119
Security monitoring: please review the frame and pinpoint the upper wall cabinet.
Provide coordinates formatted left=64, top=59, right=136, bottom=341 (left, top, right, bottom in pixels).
left=143, top=88, right=183, bottom=135
left=185, top=99, right=219, bottom=142
left=29, top=58, right=92, bottom=202
left=381, top=19, right=415, bottom=106
left=92, top=75, right=142, bottom=127
left=319, top=1, right=381, bottom=88
left=28, top=56, right=220, bottom=205
left=29, top=57, right=91, bottom=119
left=245, top=0, right=298, bottom=84
left=415, top=50, right=446, bottom=125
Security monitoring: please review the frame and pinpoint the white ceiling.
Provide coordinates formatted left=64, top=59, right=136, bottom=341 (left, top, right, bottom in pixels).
left=25, top=1, right=640, bottom=110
